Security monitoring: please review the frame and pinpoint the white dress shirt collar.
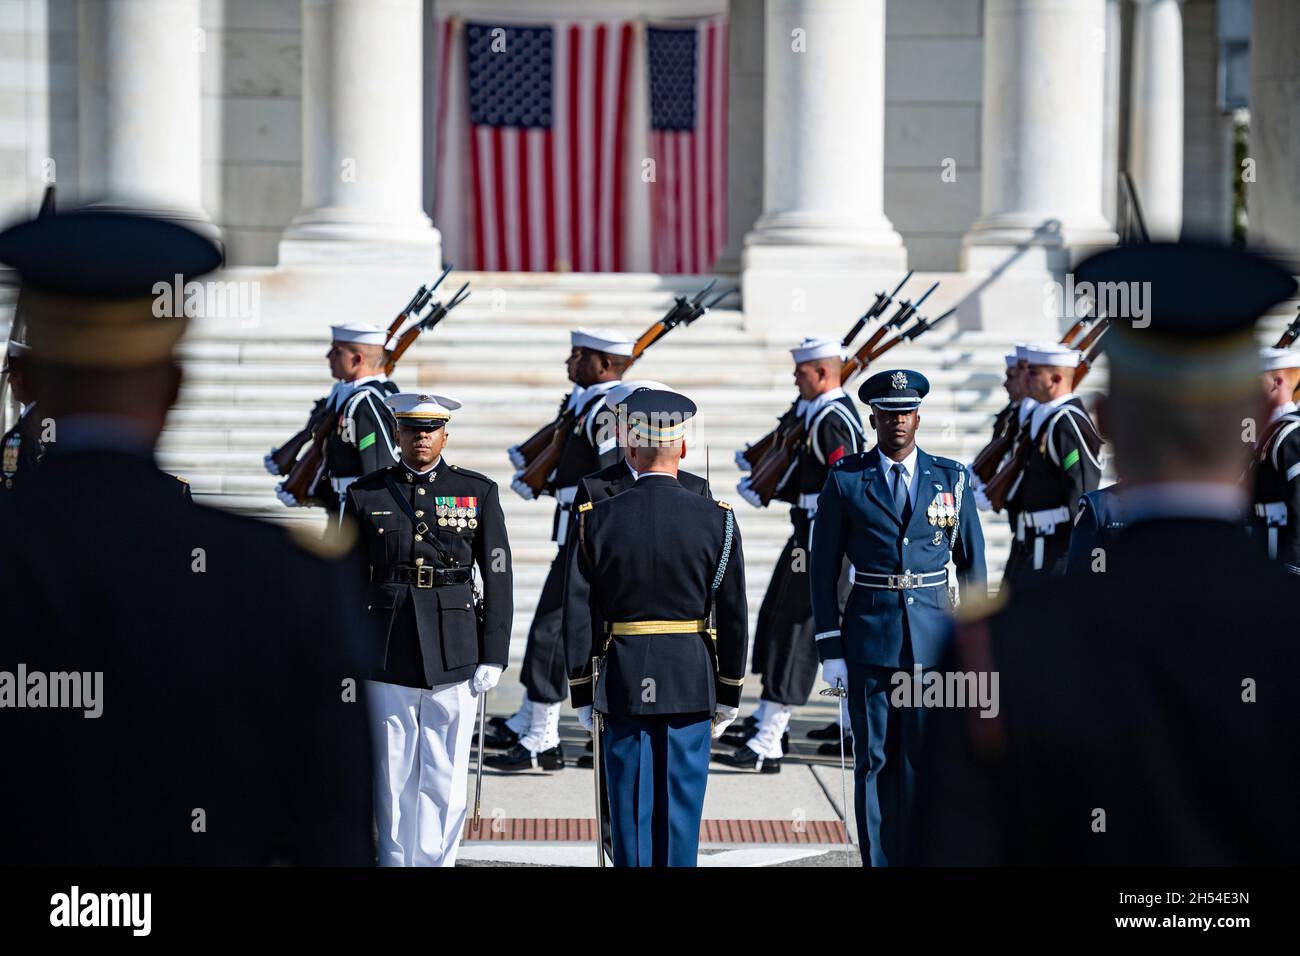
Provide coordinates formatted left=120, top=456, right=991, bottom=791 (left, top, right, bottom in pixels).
left=1030, top=392, right=1077, bottom=437
left=798, top=387, right=846, bottom=425
left=878, top=445, right=920, bottom=507
left=1268, top=401, right=1298, bottom=425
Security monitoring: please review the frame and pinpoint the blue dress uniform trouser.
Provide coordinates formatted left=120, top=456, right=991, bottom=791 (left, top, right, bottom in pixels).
left=602, top=713, right=712, bottom=866
left=845, top=663, right=927, bottom=867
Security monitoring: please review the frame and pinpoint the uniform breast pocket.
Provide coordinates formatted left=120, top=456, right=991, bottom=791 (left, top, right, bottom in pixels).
left=437, top=583, right=480, bottom=670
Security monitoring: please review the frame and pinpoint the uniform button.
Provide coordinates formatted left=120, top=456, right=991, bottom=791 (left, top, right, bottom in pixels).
left=377, top=528, right=384, bottom=534
left=414, top=534, right=423, bottom=542
left=902, top=537, right=909, bottom=545
left=907, top=596, right=914, bottom=605
left=417, top=488, right=425, bottom=496
left=415, top=510, right=425, bottom=517
left=415, top=557, right=424, bottom=566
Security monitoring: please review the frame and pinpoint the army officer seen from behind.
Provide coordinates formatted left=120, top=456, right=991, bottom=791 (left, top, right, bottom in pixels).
left=344, top=393, right=512, bottom=867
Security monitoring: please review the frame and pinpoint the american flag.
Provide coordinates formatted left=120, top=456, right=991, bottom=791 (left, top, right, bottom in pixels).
left=646, top=19, right=728, bottom=275
left=435, top=19, right=638, bottom=272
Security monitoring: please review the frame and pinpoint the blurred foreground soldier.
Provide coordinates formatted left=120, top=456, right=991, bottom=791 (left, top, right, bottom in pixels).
left=274, top=323, right=400, bottom=514
left=561, top=380, right=711, bottom=771
left=810, top=369, right=986, bottom=866
left=489, top=328, right=631, bottom=770
left=564, top=389, right=748, bottom=866
left=1, top=338, right=45, bottom=495
left=0, top=210, right=372, bottom=864
left=1003, top=343, right=1102, bottom=587
left=1250, top=347, right=1300, bottom=573
left=1064, top=484, right=1126, bottom=574
left=721, top=338, right=864, bottom=771
left=345, top=393, right=512, bottom=866
left=914, top=242, right=1300, bottom=865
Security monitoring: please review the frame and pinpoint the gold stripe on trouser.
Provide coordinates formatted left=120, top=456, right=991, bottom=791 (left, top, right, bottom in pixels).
left=606, top=619, right=708, bottom=636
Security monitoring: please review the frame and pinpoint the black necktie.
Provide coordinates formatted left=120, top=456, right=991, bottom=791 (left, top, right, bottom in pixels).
left=891, top=463, right=911, bottom=524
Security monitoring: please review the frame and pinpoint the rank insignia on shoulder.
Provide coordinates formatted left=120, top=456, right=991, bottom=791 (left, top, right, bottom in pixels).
left=717, top=500, right=732, bottom=510
left=578, top=501, right=593, bottom=513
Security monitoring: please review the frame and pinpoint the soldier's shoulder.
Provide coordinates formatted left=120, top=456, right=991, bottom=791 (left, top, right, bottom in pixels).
left=926, top=454, right=968, bottom=473
left=829, top=449, right=873, bottom=472
left=350, top=467, right=395, bottom=492
left=446, top=463, right=497, bottom=488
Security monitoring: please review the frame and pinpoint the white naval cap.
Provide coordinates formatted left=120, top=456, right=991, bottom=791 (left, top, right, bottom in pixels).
left=1260, top=346, right=1300, bottom=372
left=385, top=391, right=463, bottom=428
left=1005, top=342, right=1028, bottom=368
left=331, top=322, right=388, bottom=346
left=571, top=327, right=634, bottom=356
left=605, top=379, right=672, bottom=410
left=1018, top=342, right=1082, bottom=368
left=790, top=337, right=841, bottom=364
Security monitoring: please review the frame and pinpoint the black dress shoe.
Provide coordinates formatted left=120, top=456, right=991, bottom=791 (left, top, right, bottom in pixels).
left=479, top=724, right=520, bottom=750
left=485, top=742, right=565, bottom=772
left=576, top=754, right=593, bottom=769
left=817, top=733, right=853, bottom=757
left=585, top=738, right=593, bottom=752
left=712, top=746, right=781, bottom=773
left=807, top=721, right=843, bottom=741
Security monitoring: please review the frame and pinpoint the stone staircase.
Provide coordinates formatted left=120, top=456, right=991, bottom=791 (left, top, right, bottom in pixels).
left=155, top=271, right=1077, bottom=648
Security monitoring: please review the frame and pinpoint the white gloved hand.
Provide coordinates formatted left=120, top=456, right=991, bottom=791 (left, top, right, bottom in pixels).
left=275, top=484, right=300, bottom=507
left=577, top=705, right=594, bottom=732
left=471, top=664, right=503, bottom=695
left=821, top=658, right=849, bottom=692
left=263, top=451, right=281, bottom=476
left=736, top=477, right=763, bottom=509
left=711, top=705, right=740, bottom=739
left=507, top=445, right=525, bottom=469
left=510, top=473, right=537, bottom=500
left=734, top=447, right=751, bottom=472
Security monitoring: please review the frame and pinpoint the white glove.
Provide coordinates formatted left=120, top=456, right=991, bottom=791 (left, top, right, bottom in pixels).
left=577, top=705, right=594, bottom=732
left=275, top=484, right=300, bottom=507
left=736, top=477, right=763, bottom=509
left=507, top=445, right=525, bottom=469
left=711, top=705, right=740, bottom=739
left=734, top=447, right=751, bottom=472
left=821, top=658, right=849, bottom=692
left=510, top=473, right=537, bottom=500
left=471, top=664, right=503, bottom=695
left=263, top=451, right=281, bottom=476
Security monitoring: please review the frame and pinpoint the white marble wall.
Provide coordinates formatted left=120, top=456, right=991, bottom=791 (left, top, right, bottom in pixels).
left=883, top=0, right=983, bottom=272
left=200, top=0, right=302, bottom=265
left=1181, top=0, right=1233, bottom=239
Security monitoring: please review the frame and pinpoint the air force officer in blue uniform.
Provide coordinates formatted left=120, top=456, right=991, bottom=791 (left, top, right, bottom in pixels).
left=810, top=370, right=986, bottom=866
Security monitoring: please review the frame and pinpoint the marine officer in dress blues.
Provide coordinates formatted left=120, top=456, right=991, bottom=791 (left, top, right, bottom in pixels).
left=809, top=369, right=986, bottom=866
left=564, top=388, right=748, bottom=866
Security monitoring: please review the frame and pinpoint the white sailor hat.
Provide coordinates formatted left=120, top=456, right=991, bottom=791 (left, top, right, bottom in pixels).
left=331, top=322, right=387, bottom=347
left=605, top=379, right=672, bottom=411
left=571, top=327, right=634, bottom=356
left=1260, top=347, right=1300, bottom=372
left=1019, top=342, right=1082, bottom=368
left=1005, top=342, right=1028, bottom=367
left=790, top=337, right=841, bottom=364
left=385, top=391, right=462, bottom=429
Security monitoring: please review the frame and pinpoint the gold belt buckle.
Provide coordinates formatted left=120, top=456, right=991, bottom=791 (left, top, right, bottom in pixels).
left=894, top=572, right=915, bottom=589
left=415, top=566, right=435, bottom=588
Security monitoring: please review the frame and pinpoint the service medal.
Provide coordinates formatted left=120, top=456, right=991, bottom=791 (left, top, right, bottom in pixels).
left=933, top=530, right=943, bottom=545
left=438, top=517, right=448, bottom=527
left=468, top=518, right=478, bottom=529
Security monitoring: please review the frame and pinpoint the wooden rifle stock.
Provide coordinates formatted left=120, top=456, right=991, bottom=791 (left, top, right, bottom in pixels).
left=280, top=418, right=333, bottom=505
left=971, top=404, right=1016, bottom=483
left=270, top=399, right=328, bottom=476
left=740, top=401, right=799, bottom=471
left=984, top=432, right=1029, bottom=512
left=743, top=413, right=808, bottom=505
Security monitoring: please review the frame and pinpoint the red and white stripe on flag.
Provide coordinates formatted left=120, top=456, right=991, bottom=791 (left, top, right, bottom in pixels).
left=433, top=18, right=638, bottom=273
left=646, top=16, right=728, bottom=276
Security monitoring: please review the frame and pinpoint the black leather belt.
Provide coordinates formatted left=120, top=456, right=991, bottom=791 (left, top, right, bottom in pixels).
left=380, top=565, right=472, bottom=588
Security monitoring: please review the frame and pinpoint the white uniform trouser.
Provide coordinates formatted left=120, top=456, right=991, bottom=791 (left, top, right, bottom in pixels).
left=366, top=678, right=476, bottom=867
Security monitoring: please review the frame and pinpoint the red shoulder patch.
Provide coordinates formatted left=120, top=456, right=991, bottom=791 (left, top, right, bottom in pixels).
left=827, top=444, right=847, bottom=465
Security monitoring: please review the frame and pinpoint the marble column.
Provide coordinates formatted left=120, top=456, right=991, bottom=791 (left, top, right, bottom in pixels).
left=1248, top=0, right=1300, bottom=257
left=741, top=0, right=905, bottom=338
left=1128, top=0, right=1184, bottom=239
left=963, top=0, right=1116, bottom=273
left=716, top=0, right=765, bottom=276
left=77, top=0, right=213, bottom=230
left=280, top=0, right=440, bottom=265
